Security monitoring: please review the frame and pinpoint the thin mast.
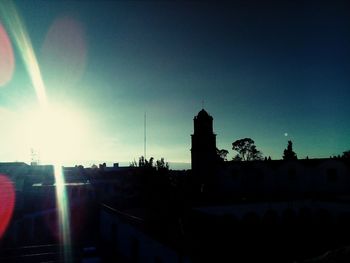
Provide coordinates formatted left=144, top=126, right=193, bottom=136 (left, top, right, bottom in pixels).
left=144, top=112, right=146, bottom=159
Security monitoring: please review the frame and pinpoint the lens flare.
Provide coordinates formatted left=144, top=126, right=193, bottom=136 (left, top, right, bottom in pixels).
left=41, top=16, right=87, bottom=89
left=0, top=1, right=71, bottom=258
left=0, top=174, right=15, bottom=239
left=0, top=0, right=47, bottom=107
left=54, top=165, right=72, bottom=261
left=0, top=23, right=15, bottom=86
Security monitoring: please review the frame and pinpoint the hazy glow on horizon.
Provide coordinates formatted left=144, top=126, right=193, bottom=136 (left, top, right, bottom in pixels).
left=19, top=105, right=90, bottom=164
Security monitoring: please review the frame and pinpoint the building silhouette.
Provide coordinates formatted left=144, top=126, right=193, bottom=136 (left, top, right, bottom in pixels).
left=191, top=109, right=217, bottom=192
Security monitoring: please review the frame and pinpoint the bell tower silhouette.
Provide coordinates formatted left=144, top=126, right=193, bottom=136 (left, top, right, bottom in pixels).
left=191, top=109, right=217, bottom=188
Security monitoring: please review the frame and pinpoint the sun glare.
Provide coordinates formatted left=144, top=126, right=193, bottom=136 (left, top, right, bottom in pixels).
left=19, top=105, right=89, bottom=164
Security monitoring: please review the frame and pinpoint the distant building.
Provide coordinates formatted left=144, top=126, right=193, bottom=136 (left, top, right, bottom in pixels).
left=190, top=108, right=350, bottom=200
left=191, top=109, right=217, bottom=192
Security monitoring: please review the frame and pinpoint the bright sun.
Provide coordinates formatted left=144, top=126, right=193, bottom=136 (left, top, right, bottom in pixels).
left=18, top=104, right=89, bottom=164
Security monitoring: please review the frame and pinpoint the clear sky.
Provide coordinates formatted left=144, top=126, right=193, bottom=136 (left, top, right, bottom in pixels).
left=0, top=0, right=349, bottom=167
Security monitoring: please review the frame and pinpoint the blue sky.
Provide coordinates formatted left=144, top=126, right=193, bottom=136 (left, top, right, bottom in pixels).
left=0, top=0, right=349, bottom=167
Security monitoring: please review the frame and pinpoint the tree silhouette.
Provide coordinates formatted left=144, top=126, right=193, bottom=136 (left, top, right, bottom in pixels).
left=342, top=150, right=350, bottom=159
left=129, top=159, right=137, bottom=167
left=156, top=158, right=169, bottom=171
left=138, top=156, right=154, bottom=168
left=283, top=140, right=297, bottom=160
left=232, top=154, right=242, bottom=161
left=132, top=156, right=169, bottom=169
left=216, top=148, right=229, bottom=162
left=232, top=138, right=263, bottom=161
left=138, top=156, right=146, bottom=167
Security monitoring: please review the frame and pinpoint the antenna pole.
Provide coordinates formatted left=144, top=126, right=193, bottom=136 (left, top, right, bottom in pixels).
left=144, top=112, right=146, bottom=159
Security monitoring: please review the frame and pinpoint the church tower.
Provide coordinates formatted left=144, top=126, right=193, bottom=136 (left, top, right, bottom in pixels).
left=191, top=109, right=217, bottom=185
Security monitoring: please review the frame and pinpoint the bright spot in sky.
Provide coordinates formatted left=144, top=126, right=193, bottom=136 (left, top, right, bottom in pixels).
left=0, top=23, right=15, bottom=86
left=0, top=174, right=15, bottom=239
left=18, top=104, right=89, bottom=164
left=284, top=133, right=288, bottom=137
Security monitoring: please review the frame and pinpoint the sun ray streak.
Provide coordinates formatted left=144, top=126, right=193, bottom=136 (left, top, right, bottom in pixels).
left=54, top=165, right=72, bottom=261
left=0, top=0, right=47, bottom=108
left=0, top=1, right=71, bottom=259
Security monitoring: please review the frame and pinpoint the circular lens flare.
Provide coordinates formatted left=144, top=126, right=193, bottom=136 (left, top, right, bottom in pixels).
left=0, top=23, right=15, bottom=86
left=41, top=16, right=87, bottom=89
left=0, top=174, right=15, bottom=239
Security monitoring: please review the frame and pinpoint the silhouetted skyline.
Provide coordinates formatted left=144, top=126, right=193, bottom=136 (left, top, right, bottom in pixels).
left=0, top=0, right=349, bottom=165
